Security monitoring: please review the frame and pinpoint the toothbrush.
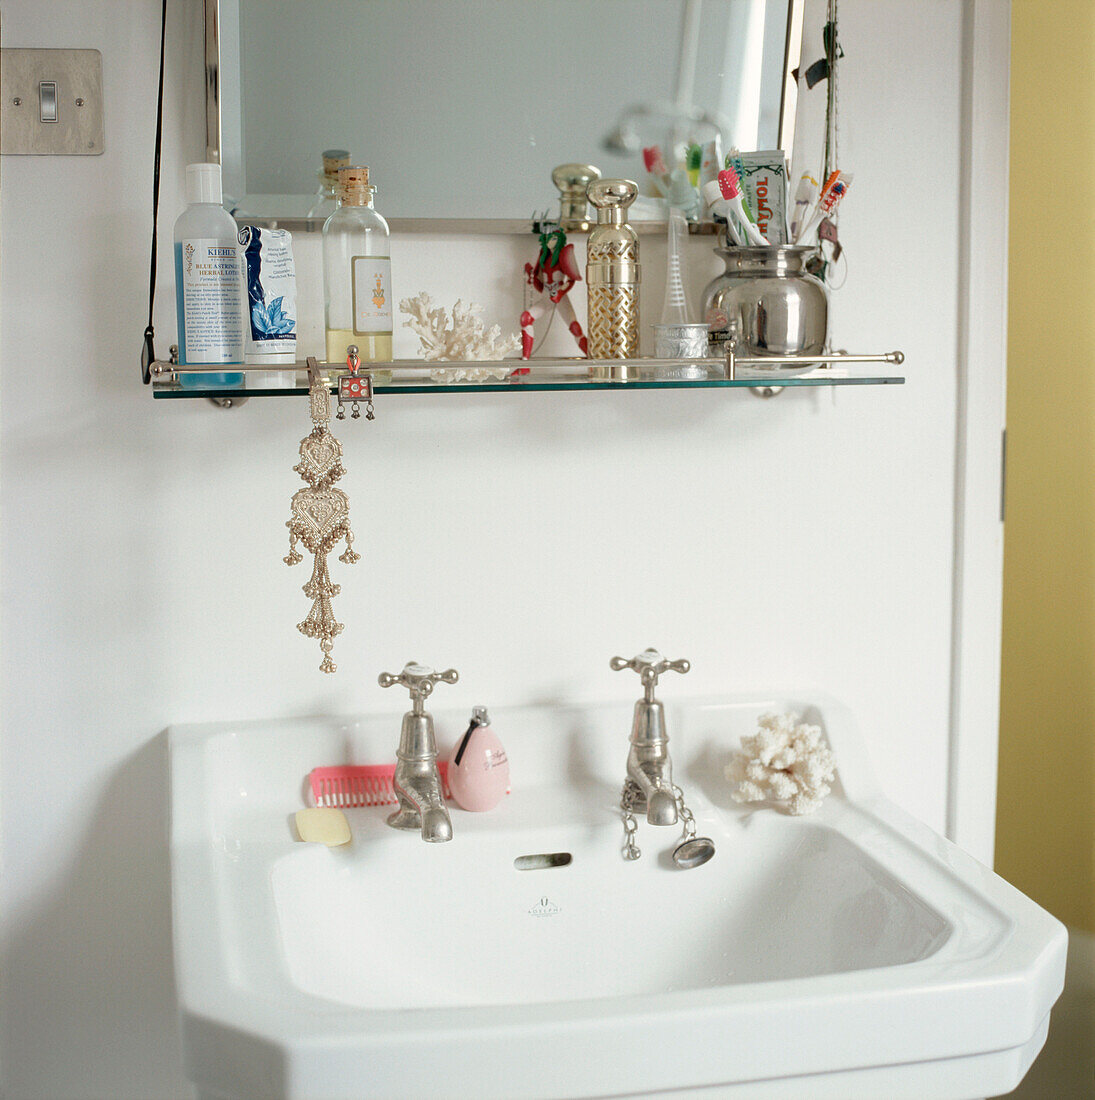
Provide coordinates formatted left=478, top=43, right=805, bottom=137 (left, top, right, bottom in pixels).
left=725, top=148, right=750, bottom=202
left=700, top=179, right=743, bottom=244
left=697, top=136, right=723, bottom=196
left=642, top=146, right=671, bottom=197
left=718, top=168, right=768, bottom=245
left=789, top=171, right=820, bottom=240
left=667, top=168, right=700, bottom=221
left=794, top=170, right=853, bottom=244
left=723, top=149, right=764, bottom=231
left=725, top=147, right=746, bottom=174
left=685, top=143, right=703, bottom=187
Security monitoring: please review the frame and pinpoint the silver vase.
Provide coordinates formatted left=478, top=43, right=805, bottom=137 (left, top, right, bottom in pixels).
left=701, top=246, right=827, bottom=373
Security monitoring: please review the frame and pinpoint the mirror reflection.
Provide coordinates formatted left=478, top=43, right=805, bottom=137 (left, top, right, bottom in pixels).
left=221, top=0, right=794, bottom=223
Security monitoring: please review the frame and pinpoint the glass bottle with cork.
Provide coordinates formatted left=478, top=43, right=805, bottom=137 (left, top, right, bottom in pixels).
left=306, top=148, right=349, bottom=231
left=322, top=165, right=392, bottom=378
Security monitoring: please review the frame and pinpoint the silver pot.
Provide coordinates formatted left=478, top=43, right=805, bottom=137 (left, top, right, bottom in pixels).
left=701, top=246, right=827, bottom=371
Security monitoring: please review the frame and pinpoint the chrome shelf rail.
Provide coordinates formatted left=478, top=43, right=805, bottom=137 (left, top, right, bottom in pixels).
left=148, top=351, right=905, bottom=400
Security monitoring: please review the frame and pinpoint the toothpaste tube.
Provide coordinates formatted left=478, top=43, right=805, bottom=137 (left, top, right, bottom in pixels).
left=730, top=150, right=789, bottom=245
left=238, top=225, right=297, bottom=386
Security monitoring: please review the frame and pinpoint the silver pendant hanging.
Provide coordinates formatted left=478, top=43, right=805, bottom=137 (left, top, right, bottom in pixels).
left=284, top=362, right=360, bottom=672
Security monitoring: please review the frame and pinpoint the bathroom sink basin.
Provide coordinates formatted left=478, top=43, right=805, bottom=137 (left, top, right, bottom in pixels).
left=170, top=697, right=1065, bottom=1099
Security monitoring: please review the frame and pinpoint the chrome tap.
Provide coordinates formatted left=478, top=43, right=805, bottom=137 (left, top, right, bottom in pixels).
left=611, top=648, right=691, bottom=826
left=378, top=662, right=459, bottom=843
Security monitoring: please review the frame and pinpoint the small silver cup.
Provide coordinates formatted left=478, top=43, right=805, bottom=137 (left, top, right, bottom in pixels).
left=652, top=322, right=710, bottom=378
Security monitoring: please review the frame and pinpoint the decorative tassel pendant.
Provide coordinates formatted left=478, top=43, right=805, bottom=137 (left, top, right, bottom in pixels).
left=285, top=371, right=359, bottom=672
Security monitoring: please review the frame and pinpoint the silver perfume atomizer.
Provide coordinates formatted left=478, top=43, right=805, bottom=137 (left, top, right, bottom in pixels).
left=586, top=179, right=641, bottom=376
left=552, top=163, right=601, bottom=232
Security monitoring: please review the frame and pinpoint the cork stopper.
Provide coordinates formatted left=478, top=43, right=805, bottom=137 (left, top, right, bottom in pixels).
left=337, top=165, right=373, bottom=206
left=321, top=148, right=350, bottom=181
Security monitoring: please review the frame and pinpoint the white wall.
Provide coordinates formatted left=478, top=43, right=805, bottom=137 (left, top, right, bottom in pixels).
left=0, top=2, right=985, bottom=1097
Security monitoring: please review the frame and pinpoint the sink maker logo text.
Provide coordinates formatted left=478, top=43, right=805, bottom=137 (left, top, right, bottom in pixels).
left=528, top=896, right=560, bottom=918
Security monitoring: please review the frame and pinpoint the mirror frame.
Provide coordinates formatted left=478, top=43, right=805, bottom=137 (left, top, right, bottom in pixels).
left=204, top=0, right=804, bottom=234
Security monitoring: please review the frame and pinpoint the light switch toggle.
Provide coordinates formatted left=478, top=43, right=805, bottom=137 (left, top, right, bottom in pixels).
left=39, top=80, right=57, bottom=122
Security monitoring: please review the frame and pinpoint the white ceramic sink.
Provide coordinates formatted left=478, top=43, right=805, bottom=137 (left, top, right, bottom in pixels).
left=170, top=697, right=1066, bottom=1099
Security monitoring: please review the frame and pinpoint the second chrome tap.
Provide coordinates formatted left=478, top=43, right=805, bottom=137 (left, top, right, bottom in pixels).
left=378, top=662, right=459, bottom=843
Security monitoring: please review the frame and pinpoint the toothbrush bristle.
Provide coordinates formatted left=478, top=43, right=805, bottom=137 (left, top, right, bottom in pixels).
left=819, top=172, right=851, bottom=212
left=726, top=148, right=747, bottom=178
left=717, top=167, right=740, bottom=200
left=820, top=182, right=845, bottom=208
left=643, top=146, right=667, bottom=175
left=686, top=143, right=702, bottom=170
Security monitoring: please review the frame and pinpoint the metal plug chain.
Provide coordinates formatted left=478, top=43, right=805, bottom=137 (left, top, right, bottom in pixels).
left=672, top=784, right=697, bottom=845
left=620, top=782, right=642, bottom=861
left=620, top=780, right=715, bottom=868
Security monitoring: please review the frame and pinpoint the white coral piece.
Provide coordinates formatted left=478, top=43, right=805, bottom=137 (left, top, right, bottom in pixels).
left=400, top=293, right=519, bottom=375
left=726, top=712, right=836, bottom=815
left=427, top=364, right=511, bottom=384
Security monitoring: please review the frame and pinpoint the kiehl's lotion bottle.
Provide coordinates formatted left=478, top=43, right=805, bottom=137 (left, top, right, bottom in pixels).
left=173, top=162, right=244, bottom=387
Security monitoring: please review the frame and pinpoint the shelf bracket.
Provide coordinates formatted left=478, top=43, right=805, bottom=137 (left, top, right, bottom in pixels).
left=305, top=356, right=323, bottom=390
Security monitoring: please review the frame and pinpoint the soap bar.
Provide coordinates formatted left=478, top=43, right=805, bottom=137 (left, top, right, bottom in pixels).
left=294, top=807, right=351, bottom=846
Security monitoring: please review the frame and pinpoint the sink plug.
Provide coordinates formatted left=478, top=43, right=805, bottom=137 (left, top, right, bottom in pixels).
left=727, top=712, right=836, bottom=815
left=620, top=779, right=715, bottom=870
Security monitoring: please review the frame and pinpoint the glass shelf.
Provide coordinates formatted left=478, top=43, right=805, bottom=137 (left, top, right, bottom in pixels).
left=229, top=215, right=725, bottom=237
left=151, top=357, right=905, bottom=399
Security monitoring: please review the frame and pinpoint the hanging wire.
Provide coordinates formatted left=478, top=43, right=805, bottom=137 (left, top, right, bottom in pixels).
left=822, top=0, right=841, bottom=348
left=831, top=0, right=840, bottom=179
left=141, top=0, right=169, bottom=383
left=822, top=0, right=839, bottom=183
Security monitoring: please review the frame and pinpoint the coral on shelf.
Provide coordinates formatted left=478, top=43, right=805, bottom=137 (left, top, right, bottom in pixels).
left=400, top=293, right=519, bottom=381
left=726, top=712, right=836, bottom=815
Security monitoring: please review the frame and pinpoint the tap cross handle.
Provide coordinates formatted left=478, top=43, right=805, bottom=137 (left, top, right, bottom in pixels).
left=379, top=662, right=459, bottom=714
left=610, top=648, right=690, bottom=701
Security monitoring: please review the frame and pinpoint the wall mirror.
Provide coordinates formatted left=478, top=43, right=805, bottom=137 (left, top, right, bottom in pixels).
left=210, top=0, right=804, bottom=229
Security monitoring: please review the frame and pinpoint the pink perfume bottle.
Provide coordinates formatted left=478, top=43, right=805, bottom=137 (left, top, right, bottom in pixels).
left=447, top=707, right=510, bottom=812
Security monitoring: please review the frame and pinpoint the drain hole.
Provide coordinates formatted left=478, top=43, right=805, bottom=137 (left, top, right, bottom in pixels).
left=514, top=852, right=573, bottom=871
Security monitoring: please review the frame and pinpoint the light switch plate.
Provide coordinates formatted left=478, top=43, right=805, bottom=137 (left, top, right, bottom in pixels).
left=1, top=48, right=104, bottom=155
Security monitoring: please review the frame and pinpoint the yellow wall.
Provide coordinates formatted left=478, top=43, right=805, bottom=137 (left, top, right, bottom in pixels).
left=997, top=0, right=1095, bottom=933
